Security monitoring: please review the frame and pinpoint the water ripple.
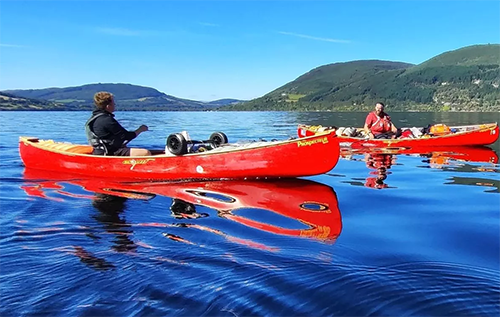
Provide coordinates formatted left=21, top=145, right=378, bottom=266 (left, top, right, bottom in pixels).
left=1, top=111, right=499, bottom=316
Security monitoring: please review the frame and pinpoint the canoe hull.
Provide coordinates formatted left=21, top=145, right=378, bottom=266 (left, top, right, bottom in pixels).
left=298, top=123, right=499, bottom=148
left=19, top=132, right=340, bottom=180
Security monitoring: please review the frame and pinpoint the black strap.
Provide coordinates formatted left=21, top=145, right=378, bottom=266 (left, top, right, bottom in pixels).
left=85, top=113, right=111, bottom=155
left=85, top=113, right=107, bottom=136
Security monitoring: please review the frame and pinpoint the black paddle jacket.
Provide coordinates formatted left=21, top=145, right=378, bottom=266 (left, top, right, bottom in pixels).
left=86, top=109, right=136, bottom=155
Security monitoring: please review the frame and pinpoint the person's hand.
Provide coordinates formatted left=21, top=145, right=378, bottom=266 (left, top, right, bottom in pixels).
left=136, top=125, right=149, bottom=135
left=368, top=132, right=374, bottom=139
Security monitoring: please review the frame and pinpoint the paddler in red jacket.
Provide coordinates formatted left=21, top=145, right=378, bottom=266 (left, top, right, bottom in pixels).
left=364, top=102, right=398, bottom=139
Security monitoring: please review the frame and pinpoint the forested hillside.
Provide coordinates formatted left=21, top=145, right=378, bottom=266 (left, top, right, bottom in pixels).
left=224, top=44, right=500, bottom=111
left=2, top=84, right=243, bottom=111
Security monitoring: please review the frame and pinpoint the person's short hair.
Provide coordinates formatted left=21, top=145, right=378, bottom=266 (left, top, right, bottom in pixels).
left=94, top=91, right=114, bottom=110
left=375, top=102, right=385, bottom=108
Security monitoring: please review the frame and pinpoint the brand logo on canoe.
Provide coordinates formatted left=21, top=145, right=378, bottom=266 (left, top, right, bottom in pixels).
left=297, top=137, right=328, bottom=147
left=122, top=158, right=155, bottom=170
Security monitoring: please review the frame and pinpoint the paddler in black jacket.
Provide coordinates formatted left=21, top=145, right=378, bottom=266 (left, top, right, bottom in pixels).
left=85, top=91, right=150, bottom=156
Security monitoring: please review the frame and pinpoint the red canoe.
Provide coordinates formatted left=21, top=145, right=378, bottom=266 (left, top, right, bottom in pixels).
left=298, top=123, right=499, bottom=148
left=21, top=169, right=342, bottom=243
left=19, top=131, right=339, bottom=180
left=341, top=145, right=499, bottom=165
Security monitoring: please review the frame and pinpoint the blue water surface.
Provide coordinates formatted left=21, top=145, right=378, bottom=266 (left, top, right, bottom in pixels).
left=0, top=111, right=499, bottom=316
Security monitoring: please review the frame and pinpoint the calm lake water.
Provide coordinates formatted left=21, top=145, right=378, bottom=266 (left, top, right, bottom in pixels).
left=1, top=111, right=499, bottom=316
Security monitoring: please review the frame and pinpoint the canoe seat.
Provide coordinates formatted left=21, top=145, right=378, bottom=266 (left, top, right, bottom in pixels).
left=65, top=145, right=93, bottom=154
left=37, top=140, right=93, bottom=154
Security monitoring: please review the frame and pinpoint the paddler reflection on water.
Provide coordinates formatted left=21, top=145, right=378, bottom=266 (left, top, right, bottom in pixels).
left=92, top=193, right=137, bottom=253
left=364, top=153, right=395, bottom=189
left=70, top=193, right=133, bottom=271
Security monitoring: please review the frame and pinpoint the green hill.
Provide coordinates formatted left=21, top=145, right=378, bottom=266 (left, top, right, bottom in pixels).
left=0, top=92, right=65, bottom=110
left=406, top=44, right=500, bottom=72
left=3, top=44, right=499, bottom=112
left=2, top=83, right=242, bottom=111
left=271, top=60, right=413, bottom=96
left=223, top=44, right=500, bottom=112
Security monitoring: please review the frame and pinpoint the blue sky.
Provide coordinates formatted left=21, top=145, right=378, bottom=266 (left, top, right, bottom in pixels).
left=1, top=1, right=499, bottom=101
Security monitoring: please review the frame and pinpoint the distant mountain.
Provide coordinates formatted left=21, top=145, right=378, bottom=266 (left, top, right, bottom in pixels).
left=1, top=83, right=245, bottom=111
left=223, top=44, right=500, bottom=111
left=0, top=92, right=65, bottom=110
left=205, top=99, right=245, bottom=106
left=3, top=44, right=499, bottom=112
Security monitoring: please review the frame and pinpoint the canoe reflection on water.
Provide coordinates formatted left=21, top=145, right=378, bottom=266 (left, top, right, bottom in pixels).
left=445, top=176, right=500, bottom=194
left=341, top=146, right=498, bottom=190
left=21, top=169, right=343, bottom=252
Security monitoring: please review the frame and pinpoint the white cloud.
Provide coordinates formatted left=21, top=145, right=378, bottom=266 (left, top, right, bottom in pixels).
left=0, top=43, right=29, bottom=48
left=277, top=31, right=350, bottom=43
left=95, top=27, right=152, bottom=36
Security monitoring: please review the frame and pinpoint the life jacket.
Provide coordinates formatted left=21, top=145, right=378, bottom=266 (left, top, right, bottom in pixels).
left=371, top=113, right=392, bottom=134
left=85, top=113, right=112, bottom=155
